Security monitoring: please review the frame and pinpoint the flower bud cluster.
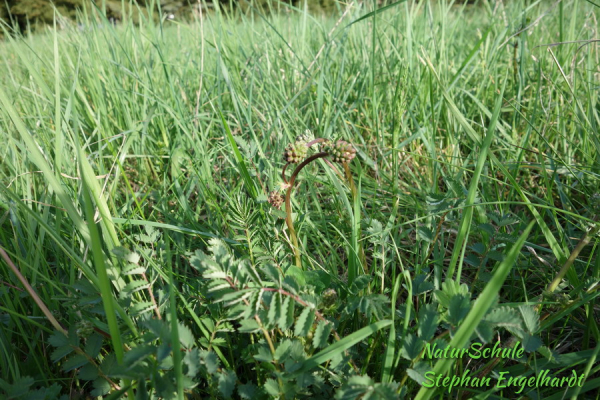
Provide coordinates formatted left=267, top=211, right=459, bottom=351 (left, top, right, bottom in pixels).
left=282, top=135, right=356, bottom=165
left=268, top=191, right=284, bottom=209
left=76, top=320, right=95, bottom=338
left=323, top=140, right=356, bottom=164
left=283, top=139, right=308, bottom=164
left=322, top=288, right=338, bottom=307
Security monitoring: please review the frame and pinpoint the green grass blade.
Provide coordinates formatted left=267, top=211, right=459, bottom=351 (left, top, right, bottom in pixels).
left=80, top=169, right=124, bottom=363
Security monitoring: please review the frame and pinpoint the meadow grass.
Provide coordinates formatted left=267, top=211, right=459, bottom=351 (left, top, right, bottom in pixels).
left=0, top=0, right=599, bottom=398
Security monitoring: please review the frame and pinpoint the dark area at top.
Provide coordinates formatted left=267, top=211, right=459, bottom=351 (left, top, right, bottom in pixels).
left=1, top=0, right=345, bottom=35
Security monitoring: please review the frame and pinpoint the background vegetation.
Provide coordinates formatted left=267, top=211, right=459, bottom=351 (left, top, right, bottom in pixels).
left=0, top=0, right=599, bottom=398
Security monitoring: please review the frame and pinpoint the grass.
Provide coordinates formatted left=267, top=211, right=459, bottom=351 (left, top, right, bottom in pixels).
left=0, top=0, right=599, bottom=398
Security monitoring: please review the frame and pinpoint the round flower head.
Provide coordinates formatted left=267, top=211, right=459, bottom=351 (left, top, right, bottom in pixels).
left=268, top=191, right=284, bottom=209
left=324, top=140, right=356, bottom=164
left=283, top=139, right=308, bottom=164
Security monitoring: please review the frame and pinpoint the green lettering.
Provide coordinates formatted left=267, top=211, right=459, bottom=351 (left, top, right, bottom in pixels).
left=449, top=375, right=461, bottom=393
left=435, top=374, right=444, bottom=386
left=538, top=370, right=551, bottom=387
left=469, top=342, right=482, bottom=359
left=577, top=373, right=585, bottom=387
left=442, top=376, right=451, bottom=387
left=490, top=341, right=502, bottom=358
left=500, top=347, right=512, bottom=359
left=515, top=377, right=528, bottom=394
left=459, top=369, right=472, bottom=387
left=566, top=370, right=577, bottom=387
left=442, top=346, right=450, bottom=358
left=422, top=371, right=436, bottom=388
left=497, top=371, right=509, bottom=388
left=424, top=342, right=436, bottom=359
left=449, top=348, right=460, bottom=358
left=514, top=341, right=524, bottom=358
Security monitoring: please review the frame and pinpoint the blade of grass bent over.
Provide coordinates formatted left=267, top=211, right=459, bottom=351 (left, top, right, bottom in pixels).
left=80, top=163, right=138, bottom=395
left=414, top=220, right=535, bottom=400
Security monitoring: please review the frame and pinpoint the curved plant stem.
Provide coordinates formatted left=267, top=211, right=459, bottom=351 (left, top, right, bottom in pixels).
left=282, top=163, right=290, bottom=184
left=282, top=139, right=326, bottom=184
left=306, top=138, right=326, bottom=147
left=285, top=152, right=329, bottom=268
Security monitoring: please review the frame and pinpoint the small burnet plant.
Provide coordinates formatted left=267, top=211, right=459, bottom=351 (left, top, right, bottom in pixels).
left=283, top=142, right=308, bottom=164
left=322, top=140, right=357, bottom=164
left=273, top=134, right=357, bottom=268
left=268, top=190, right=284, bottom=209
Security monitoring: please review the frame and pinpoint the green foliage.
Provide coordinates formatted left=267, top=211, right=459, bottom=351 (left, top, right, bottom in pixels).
left=0, top=376, right=65, bottom=400
left=334, top=375, right=399, bottom=400
left=43, top=234, right=568, bottom=397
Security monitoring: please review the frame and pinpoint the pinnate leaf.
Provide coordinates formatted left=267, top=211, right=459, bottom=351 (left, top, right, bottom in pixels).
left=519, top=305, right=539, bottom=334
left=48, top=331, right=69, bottom=348
left=267, top=293, right=282, bottom=329
left=90, top=377, right=110, bottom=396
left=51, top=345, right=74, bottom=362
left=313, top=320, right=333, bottom=349
left=418, top=304, right=438, bottom=341
left=80, top=335, right=101, bottom=360
left=295, top=307, right=315, bottom=337
left=278, top=296, right=295, bottom=330
left=218, top=370, right=237, bottom=399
